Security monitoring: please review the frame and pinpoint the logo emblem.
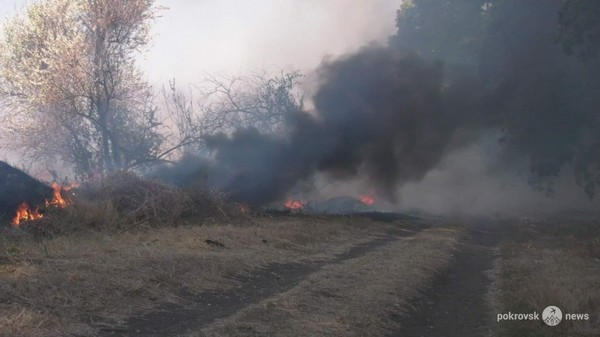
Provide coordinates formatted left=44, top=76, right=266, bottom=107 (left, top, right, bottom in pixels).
left=542, top=306, right=563, bottom=326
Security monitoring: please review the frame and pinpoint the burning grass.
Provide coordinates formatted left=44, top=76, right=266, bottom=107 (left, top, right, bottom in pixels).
left=10, top=182, right=76, bottom=228
left=0, top=162, right=52, bottom=224
left=4, top=171, right=237, bottom=237
left=0, top=169, right=447, bottom=337
left=11, top=203, right=44, bottom=226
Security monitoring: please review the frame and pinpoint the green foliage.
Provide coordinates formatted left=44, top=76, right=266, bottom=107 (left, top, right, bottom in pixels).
left=393, top=0, right=600, bottom=198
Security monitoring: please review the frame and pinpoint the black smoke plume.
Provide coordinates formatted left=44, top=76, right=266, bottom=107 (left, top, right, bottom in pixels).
left=158, top=0, right=600, bottom=211
left=177, top=48, right=483, bottom=206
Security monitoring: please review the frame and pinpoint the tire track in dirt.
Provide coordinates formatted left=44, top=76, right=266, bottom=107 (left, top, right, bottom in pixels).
left=390, top=221, right=499, bottom=337
left=98, top=217, right=427, bottom=337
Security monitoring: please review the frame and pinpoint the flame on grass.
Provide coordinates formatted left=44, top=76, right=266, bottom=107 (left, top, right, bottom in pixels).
left=11, top=182, right=78, bottom=227
left=284, top=200, right=305, bottom=210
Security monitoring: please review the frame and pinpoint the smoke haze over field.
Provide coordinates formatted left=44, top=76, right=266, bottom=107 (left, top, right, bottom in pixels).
left=140, top=0, right=402, bottom=84
left=2, top=0, right=600, bottom=215
left=0, top=0, right=401, bottom=84
left=182, top=0, right=600, bottom=214
left=174, top=47, right=483, bottom=206
left=398, top=134, right=600, bottom=216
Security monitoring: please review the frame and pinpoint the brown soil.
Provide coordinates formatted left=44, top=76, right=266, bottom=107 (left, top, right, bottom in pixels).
left=391, top=221, right=499, bottom=337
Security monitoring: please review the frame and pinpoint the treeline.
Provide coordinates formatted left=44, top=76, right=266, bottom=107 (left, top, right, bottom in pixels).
left=1, top=0, right=599, bottom=201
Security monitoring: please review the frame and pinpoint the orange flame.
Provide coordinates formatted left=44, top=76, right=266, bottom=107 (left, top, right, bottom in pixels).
left=11, top=182, right=78, bottom=227
left=45, top=182, right=78, bottom=208
left=11, top=203, right=43, bottom=227
left=359, top=194, right=375, bottom=206
left=284, top=200, right=305, bottom=210
left=239, top=204, right=250, bottom=214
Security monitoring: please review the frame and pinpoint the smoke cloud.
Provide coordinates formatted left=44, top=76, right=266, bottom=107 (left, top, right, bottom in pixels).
left=157, top=0, right=600, bottom=214
left=180, top=47, right=483, bottom=206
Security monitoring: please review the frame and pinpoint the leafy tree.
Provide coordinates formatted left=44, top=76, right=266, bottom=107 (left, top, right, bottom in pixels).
left=481, top=0, right=600, bottom=197
left=558, top=0, right=600, bottom=60
left=391, top=0, right=489, bottom=67
left=0, top=0, right=162, bottom=177
left=393, top=0, right=600, bottom=197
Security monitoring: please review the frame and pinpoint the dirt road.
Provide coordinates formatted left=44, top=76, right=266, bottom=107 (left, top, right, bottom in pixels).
left=98, top=218, right=496, bottom=337
left=392, top=222, right=498, bottom=337
left=100, top=225, right=425, bottom=337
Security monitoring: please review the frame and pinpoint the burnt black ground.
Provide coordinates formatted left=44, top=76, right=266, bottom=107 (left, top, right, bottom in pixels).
left=97, top=215, right=426, bottom=337
left=390, top=221, right=499, bottom=337
left=0, top=161, right=52, bottom=222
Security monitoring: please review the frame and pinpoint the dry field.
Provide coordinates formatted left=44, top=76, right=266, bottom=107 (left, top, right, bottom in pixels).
left=197, top=227, right=461, bottom=337
left=0, top=211, right=462, bottom=337
left=489, top=214, right=600, bottom=337
left=3, top=199, right=596, bottom=337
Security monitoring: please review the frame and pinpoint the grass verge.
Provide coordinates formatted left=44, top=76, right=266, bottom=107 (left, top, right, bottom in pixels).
left=489, top=215, right=600, bottom=337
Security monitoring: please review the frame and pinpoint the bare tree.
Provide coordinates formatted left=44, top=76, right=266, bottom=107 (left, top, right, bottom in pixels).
left=201, top=71, right=303, bottom=136
left=0, top=0, right=162, bottom=178
left=157, top=71, right=304, bottom=163
left=189, top=72, right=302, bottom=134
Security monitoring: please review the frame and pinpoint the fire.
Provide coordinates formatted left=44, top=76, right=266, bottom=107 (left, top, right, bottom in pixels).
left=239, top=204, right=250, bottom=214
left=11, top=182, right=77, bottom=227
left=45, top=182, right=76, bottom=208
left=359, top=194, right=375, bottom=206
left=284, top=199, right=305, bottom=210
left=12, top=202, right=43, bottom=227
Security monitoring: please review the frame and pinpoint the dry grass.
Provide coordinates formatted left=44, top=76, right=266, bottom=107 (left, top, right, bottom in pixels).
left=0, top=308, right=65, bottom=337
left=0, top=214, right=397, bottom=337
left=490, top=217, right=600, bottom=337
left=11, top=171, right=238, bottom=237
left=196, top=227, right=463, bottom=337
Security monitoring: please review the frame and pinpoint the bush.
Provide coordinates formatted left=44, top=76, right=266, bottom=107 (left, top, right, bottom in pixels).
left=12, top=171, right=239, bottom=236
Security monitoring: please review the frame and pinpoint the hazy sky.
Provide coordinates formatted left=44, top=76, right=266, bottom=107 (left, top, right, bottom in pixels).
left=0, top=0, right=401, bottom=84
